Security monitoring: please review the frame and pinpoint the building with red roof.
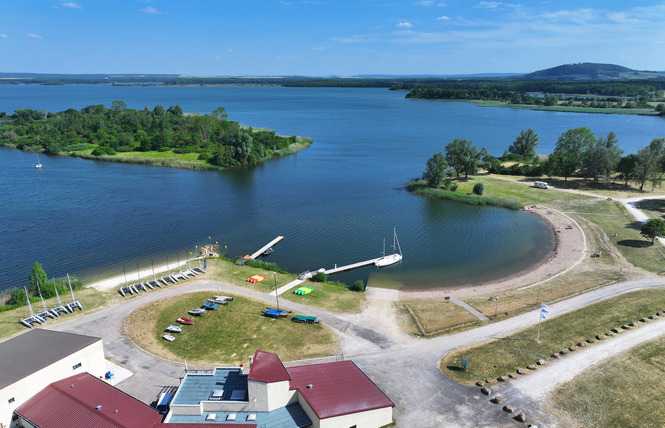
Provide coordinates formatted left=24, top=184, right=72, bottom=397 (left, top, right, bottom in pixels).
left=165, top=350, right=393, bottom=428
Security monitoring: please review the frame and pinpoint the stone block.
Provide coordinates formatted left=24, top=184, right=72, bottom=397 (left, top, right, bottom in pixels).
left=503, top=405, right=514, bottom=413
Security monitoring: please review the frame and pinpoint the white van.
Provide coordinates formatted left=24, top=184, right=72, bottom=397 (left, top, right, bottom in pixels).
left=534, top=181, right=549, bottom=189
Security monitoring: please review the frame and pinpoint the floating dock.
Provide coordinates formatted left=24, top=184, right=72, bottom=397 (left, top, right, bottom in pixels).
left=248, top=236, right=284, bottom=260
left=323, top=257, right=382, bottom=275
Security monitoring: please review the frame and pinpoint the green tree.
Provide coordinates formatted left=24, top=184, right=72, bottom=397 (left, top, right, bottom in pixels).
left=445, top=139, right=481, bottom=179
left=635, top=138, right=665, bottom=191
left=581, top=132, right=623, bottom=184
left=153, top=105, right=166, bottom=117
left=167, top=105, right=184, bottom=116
left=616, top=154, right=639, bottom=187
left=472, top=182, right=484, bottom=195
left=508, top=129, right=539, bottom=161
left=550, top=127, right=596, bottom=180
left=422, top=152, right=448, bottom=188
left=111, top=100, right=127, bottom=111
left=29, top=262, right=47, bottom=296
left=641, top=219, right=665, bottom=243
left=211, top=107, right=228, bottom=121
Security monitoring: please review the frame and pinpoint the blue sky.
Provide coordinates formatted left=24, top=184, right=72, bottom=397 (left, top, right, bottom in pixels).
left=1, top=1, right=664, bottom=76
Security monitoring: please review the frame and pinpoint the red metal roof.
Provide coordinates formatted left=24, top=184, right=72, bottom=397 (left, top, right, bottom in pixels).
left=15, top=372, right=163, bottom=428
left=288, top=360, right=395, bottom=419
left=155, top=424, right=254, bottom=428
left=247, top=350, right=291, bottom=383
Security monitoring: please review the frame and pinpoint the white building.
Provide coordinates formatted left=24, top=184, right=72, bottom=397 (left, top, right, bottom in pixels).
left=0, top=329, right=106, bottom=428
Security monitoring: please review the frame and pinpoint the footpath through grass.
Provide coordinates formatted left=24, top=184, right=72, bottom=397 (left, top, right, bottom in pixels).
left=552, top=335, right=665, bottom=428
left=440, top=288, right=665, bottom=385
left=127, top=291, right=338, bottom=366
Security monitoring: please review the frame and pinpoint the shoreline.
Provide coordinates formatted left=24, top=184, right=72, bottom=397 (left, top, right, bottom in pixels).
left=400, top=206, right=585, bottom=300
left=88, top=259, right=197, bottom=291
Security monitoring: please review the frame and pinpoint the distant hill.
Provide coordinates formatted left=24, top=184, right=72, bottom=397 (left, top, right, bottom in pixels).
left=521, top=63, right=665, bottom=81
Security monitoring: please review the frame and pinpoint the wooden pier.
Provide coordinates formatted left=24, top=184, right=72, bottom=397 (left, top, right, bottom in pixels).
left=248, top=236, right=284, bottom=260
left=323, top=257, right=382, bottom=275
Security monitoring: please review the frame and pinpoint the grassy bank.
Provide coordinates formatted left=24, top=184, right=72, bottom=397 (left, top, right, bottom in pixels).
left=476, top=100, right=658, bottom=116
left=126, top=291, right=338, bottom=366
left=439, top=288, right=665, bottom=385
left=406, top=179, right=521, bottom=210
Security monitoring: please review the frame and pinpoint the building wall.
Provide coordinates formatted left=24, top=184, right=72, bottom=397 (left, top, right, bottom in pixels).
left=246, top=379, right=289, bottom=412
left=0, top=341, right=106, bottom=428
left=319, top=407, right=393, bottom=428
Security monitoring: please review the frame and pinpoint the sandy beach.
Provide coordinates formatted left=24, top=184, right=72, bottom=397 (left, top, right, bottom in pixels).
left=88, top=259, right=196, bottom=291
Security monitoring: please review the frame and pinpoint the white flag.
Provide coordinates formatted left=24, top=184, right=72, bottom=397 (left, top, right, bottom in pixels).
left=540, top=312, right=547, bottom=319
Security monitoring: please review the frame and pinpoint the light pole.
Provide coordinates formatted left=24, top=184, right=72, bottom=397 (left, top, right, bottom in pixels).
left=274, top=272, right=279, bottom=310
left=637, top=306, right=643, bottom=323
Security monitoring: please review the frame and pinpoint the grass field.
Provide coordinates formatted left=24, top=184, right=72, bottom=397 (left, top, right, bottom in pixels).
left=280, top=281, right=366, bottom=313
left=126, top=291, right=338, bottom=366
left=396, top=299, right=484, bottom=336
left=0, top=287, right=117, bottom=340
left=439, top=288, right=665, bottom=385
left=551, top=335, right=665, bottom=428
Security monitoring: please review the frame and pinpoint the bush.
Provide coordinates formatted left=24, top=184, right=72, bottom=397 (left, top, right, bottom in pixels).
left=472, top=182, right=484, bottom=195
left=351, top=280, right=365, bottom=292
left=311, top=272, right=327, bottom=282
left=91, top=146, right=116, bottom=156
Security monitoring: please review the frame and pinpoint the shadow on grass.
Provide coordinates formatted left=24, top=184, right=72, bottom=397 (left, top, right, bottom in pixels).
left=626, top=221, right=647, bottom=231
left=446, top=365, right=466, bottom=372
left=617, top=239, right=653, bottom=248
left=637, top=199, right=665, bottom=219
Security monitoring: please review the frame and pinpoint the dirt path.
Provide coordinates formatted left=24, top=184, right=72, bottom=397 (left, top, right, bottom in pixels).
left=507, top=316, right=665, bottom=401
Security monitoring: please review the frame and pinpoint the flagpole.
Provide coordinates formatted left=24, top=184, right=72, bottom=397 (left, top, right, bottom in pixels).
left=537, top=314, right=542, bottom=341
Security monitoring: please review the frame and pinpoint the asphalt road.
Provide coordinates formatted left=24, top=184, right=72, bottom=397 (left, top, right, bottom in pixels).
left=48, top=276, right=665, bottom=427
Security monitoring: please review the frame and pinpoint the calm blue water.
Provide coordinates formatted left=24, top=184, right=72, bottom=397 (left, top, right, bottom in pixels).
left=0, top=85, right=663, bottom=292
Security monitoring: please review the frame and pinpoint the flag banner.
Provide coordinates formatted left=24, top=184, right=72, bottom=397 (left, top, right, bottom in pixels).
left=540, top=313, right=547, bottom=319
left=541, top=308, right=549, bottom=314
left=541, top=303, right=548, bottom=309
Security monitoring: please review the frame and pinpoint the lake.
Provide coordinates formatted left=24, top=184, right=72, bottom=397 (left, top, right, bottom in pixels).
left=1, top=85, right=663, bottom=293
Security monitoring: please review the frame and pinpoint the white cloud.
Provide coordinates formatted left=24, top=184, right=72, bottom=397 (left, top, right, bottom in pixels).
left=140, top=6, right=162, bottom=15
left=26, top=33, right=42, bottom=39
left=312, top=47, right=325, bottom=51
left=436, top=15, right=450, bottom=21
left=396, top=22, right=413, bottom=28
left=227, top=49, right=234, bottom=53
left=59, top=2, right=82, bottom=9
left=476, top=1, right=519, bottom=9
left=0, top=34, right=8, bottom=38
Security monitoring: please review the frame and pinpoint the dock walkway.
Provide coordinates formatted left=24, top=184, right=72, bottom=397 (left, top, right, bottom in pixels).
left=248, top=236, right=284, bottom=260
left=323, top=257, right=381, bottom=275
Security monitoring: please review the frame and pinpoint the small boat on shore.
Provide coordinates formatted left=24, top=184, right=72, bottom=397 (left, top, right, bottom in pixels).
left=165, top=325, right=183, bottom=333
left=188, top=308, right=206, bottom=315
left=177, top=317, right=194, bottom=325
left=209, top=298, right=228, bottom=305
left=202, top=302, right=218, bottom=310
left=163, top=335, right=175, bottom=342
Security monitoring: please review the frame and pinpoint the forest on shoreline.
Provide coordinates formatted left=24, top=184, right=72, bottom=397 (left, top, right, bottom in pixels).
left=0, top=102, right=312, bottom=170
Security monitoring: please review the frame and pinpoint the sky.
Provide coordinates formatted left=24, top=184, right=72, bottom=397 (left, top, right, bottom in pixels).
left=1, top=1, right=665, bottom=76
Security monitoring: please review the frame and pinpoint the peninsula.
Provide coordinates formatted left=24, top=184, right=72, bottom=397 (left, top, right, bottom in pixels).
left=0, top=103, right=312, bottom=170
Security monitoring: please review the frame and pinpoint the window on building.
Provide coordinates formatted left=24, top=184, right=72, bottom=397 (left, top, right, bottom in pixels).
left=73, top=363, right=82, bottom=370
left=8, top=397, right=15, bottom=404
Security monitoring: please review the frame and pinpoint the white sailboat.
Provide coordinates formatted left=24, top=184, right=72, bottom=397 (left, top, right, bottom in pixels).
left=375, top=228, right=403, bottom=268
left=35, top=153, right=42, bottom=169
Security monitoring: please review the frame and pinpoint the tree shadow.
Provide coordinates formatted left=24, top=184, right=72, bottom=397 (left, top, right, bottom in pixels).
left=617, top=239, right=653, bottom=248
left=637, top=199, right=665, bottom=219
left=446, top=365, right=465, bottom=372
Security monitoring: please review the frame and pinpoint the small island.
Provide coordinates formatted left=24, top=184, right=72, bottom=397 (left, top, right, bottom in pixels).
left=0, top=102, right=312, bottom=170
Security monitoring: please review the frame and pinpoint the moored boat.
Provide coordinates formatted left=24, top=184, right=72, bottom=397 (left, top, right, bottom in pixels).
left=176, top=317, right=194, bottom=325
left=163, top=335, right=176, bottom=342
left=375, top=228, right=403, bottom=268
left=188, top=308, right=206, bottom=315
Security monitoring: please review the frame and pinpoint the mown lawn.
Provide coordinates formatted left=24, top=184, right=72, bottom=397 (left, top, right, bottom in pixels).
left=552, top=335, right=665, bottom=428
left=440, top=289, right=665, bottom=385
left=127, top=291, right=338, bottom=366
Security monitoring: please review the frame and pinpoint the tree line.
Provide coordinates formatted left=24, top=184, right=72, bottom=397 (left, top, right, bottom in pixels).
left=422, top=128, right=665, bottom=192
left=0, top=102, right=304, bottom=168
